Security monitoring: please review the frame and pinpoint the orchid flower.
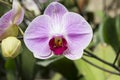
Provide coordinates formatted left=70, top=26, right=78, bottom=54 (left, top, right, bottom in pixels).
left=24, top=2, right=93, bottom=60
left=0, top=0, right=24, bottom=41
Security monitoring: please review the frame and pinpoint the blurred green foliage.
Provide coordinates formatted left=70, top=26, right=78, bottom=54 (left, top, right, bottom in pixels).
left=20, top=42, right=36, bottom=80
left=74, top=44, right=119, bottom=80
left=0, top=1, right=11, bottom=16
left=99, top=16, right=120, bottom=51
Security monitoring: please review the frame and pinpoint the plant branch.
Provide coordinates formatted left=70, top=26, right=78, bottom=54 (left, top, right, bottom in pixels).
left=84, top=50, right=120, bottom=72
left=17, top=36, right=23, bottom=40
left=0, top=0, right=11, bottom=7
left=82, top=57, right=120, bottom=76
left=113, top=48, right=120, bottom=65
left=34, top=0, right=42, bottom=12
left=107, top=0, right=116, bottom=10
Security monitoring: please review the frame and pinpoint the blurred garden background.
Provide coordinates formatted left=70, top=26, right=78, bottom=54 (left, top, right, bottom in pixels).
left=0, top=0, right=120, bottom=80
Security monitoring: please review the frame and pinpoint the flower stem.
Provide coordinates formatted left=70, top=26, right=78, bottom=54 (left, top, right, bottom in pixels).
left=84, top=50, right=120, bottom=72
left=0, top=0, right=11, bottom=7
left=113, top=48, right=120, bottom=65
left=82, top=57, right=120, bottom=76
left=18, top=27, right=24, bottom=36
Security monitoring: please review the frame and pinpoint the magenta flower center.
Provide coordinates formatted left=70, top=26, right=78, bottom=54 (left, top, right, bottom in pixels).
left=49, top=36, right=68, bottom=55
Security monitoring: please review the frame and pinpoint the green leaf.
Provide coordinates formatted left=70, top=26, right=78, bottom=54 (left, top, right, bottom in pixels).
left=51, top=72, right=62, bottom=80
left=74, top=59, right=97, bottom=80
left=95, top=10, right=104, bottom=20
left=61, top=0, right=75, bottom=9
left=115, top=15, right=120, bottom=42
left=36, top=56, right=63, bottom=67
left=0, top=1, right=11, bottom=16
left=51, top=58, right=78, bottom=80
left=107, top=74, right=120, bottom=80
left=92, top=30, right=101, bottom=46
left=21, top=43, right=36, bottom=80
left=99, top=16, right=120, bottom=51
left=118, top=56, right=120, bottom=67
left=94, top=43, right=115, bottom=63
left=5, top=59, right=16, bottom=80
left=74, top=43, right=116, bottom=80
left=92, top=43, right=116, bottom=75
left=116, top=15, right=120, bottom=69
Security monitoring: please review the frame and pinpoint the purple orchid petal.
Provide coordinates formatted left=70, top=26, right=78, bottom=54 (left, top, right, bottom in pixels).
left=67, top=34, right=92, bottom=52
left=44, top=2, right=68, bottom=17
left=0, top=0, right=24, bottom=40
left=44, top=2, right=68, bottom=26
left=62, top=12, right=92, bottom=35
left=64, top=49, right=84, bottom=60
left=12, top=0, right=24, bottom=25
left=0, top=10, right=13, bottom=30
left=44, top=2, right=68, bottom=36
left=63, top=12, right=93, bottom=49
left=24, top=15, right=53, bottom=59
left=0, top=0, right=24, bottom=30
left=12, top=8, right=24, bottom=25
left=62, top=12, right=93, bottom=59
left=0, top=10, right=14, bottom=38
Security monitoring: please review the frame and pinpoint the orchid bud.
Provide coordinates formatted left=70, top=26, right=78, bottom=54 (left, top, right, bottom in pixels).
left=1, top=37, right=21, bottom=58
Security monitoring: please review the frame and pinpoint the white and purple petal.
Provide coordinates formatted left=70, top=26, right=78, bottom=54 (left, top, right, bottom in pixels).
left=0, top=10, right=13, bottom=31
left=24, top=15, right=53, bottom=59
left=0, top=0, right=24, bottom=40
left=62, top=12, right=93, bottom=59
left=12, top=0, right=24, bottom=25
left=0, top=0, right=24, bottom=32
left=44, top=2, right=68, bottom=19
left=64, top=49, right=84, bottom=60
left=44, top=2, right=68, bottom=36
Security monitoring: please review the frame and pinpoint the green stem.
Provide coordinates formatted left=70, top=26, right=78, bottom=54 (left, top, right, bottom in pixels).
left=14, top=58, right=20, bottom=80
left=113, top=48, right=120, bottom=65
left=84, top=50, right=120, bottom=72
left=82, top=57, right=120, bottom=76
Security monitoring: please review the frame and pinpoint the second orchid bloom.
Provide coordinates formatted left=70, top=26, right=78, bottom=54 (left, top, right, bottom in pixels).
left=0, top=0, right=24, bottom=41
left=0, top=0, right=24, bottom=58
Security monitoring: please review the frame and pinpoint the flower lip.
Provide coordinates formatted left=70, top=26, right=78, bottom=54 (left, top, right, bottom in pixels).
left=49, top=36, right=68, bottom=55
